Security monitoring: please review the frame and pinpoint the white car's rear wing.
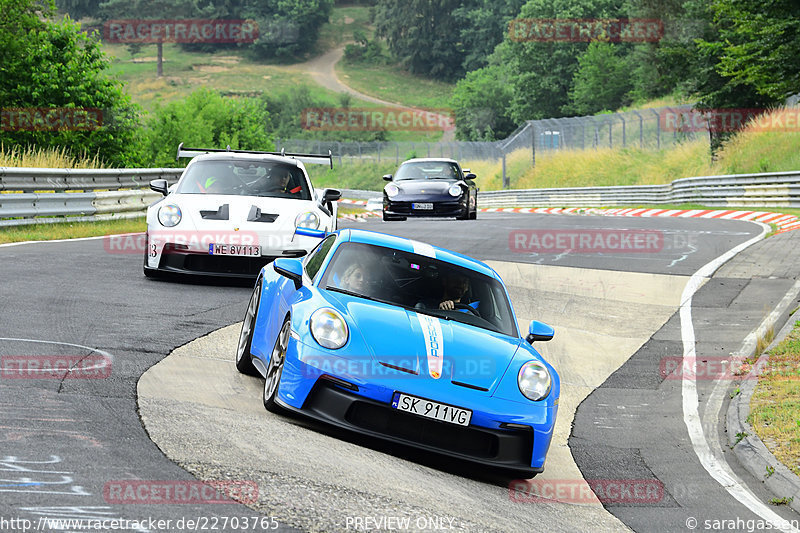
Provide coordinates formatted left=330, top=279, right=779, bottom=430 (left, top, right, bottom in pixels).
left=176, top=143, right=334, bottom=169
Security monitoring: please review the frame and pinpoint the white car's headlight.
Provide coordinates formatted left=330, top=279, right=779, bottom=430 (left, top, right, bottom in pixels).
left=158, top=204, right=182, bottom=227
left=310, top=308, right=349, bottom=349
left=385, top=183, right=400, bottom=197
left=448, top=184, right=462, bottom=197
left=295, top=211, right=320, bottom=229
left=518, top=360, right=552, bottom=401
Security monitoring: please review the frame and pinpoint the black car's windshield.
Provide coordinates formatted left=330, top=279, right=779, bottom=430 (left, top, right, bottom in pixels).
left=321, top=242, right=517, bottom=337
left=176, top=160, right=312, bottom=200
left=395, top=161, right=461, bottom=181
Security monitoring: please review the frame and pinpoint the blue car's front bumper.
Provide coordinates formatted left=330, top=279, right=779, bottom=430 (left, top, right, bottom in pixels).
left=275, top=338, right=558, bottom=476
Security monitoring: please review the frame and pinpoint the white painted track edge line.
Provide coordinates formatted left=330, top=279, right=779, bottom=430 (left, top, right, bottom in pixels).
left=680, top=222, right=800, bottom=532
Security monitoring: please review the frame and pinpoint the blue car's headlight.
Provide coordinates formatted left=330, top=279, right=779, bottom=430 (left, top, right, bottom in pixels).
left=158, top=204, right=182, bottom=227
left=385, top=183, right=400, bottom=197
left=310, top=308, right=349, bottom=349
left=518, top=360, right=551, bottom=401
left=448, top=184, right=462, bottom=197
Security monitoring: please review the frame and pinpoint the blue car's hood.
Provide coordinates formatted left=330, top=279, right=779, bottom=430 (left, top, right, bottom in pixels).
left=339, top=298, right=520, bottom=393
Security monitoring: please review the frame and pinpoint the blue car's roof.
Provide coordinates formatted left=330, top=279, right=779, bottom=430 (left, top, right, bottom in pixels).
left=337, top=228, right=499, bottom=280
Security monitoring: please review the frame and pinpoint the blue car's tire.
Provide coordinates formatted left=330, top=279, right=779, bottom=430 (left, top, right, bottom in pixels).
left=235, top=278, right=261, bottom=376
left=263, top=316, right=290, bottom=413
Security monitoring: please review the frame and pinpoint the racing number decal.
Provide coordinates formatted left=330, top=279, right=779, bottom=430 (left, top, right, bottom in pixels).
left=417, top=314, right=443, bottom=379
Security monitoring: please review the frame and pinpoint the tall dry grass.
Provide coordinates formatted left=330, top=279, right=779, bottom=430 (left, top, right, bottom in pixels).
left=0, top=144, right=104, bottom=169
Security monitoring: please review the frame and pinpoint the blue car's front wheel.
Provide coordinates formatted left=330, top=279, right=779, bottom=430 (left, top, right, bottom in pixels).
left=235, top=278, right=261, bottom=376
left=263, top=317, right=290, bottom=413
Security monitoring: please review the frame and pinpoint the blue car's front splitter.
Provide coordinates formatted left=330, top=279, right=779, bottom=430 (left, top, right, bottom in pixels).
left=275, top=379, right=544, bottom=477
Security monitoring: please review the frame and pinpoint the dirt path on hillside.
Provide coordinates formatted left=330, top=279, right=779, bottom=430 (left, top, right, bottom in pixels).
left=283, top=47, right=455, bottom=142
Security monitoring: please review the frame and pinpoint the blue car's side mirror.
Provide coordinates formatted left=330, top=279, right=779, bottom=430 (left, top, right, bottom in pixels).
left=526, top=320, right=554, bottom=344
left=273, top=258, right=303, bottom=290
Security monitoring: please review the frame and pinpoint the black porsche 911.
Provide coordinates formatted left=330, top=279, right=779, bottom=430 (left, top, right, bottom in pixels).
left=382, top=158, right=478, bottom=221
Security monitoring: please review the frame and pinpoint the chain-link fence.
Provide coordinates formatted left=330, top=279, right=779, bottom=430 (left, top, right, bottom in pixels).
left=277, top=105, right=703, bottom=188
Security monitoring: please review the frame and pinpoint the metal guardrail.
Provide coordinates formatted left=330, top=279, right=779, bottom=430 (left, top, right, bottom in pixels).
left=0, top=167, right=181, bottom=226
left=0, top=167, right=182, bottom=192
left=1, top=168, right=799, bottom=226
left=477, top=171, right=800, bottom=209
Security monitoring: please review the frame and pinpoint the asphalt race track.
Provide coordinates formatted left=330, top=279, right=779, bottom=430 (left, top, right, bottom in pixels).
left=1, top=212, right=799, bottom=532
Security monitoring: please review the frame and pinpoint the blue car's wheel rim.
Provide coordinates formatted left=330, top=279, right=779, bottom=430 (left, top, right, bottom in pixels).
left=236, top=282, right=259, bottom=365
left=264, top=319, right=290, bottom=404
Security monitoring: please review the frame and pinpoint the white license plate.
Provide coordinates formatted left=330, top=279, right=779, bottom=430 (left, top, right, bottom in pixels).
left=412, top=203, right=434, bottom=210
left=208, top=243, right=260, bottom=257
left=391, top=392, right=472, bottom=426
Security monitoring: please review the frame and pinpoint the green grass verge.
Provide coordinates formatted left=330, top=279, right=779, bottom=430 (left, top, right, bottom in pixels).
left=0, top=217, right=146, bottom=244
left=336, top=61, right=455, bottom=110
left=749, top=319, right=800, bottom=477
left=105, top=43, right=344, bottom=113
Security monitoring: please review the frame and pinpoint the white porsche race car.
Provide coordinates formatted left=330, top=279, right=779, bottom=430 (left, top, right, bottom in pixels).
left=144, top=144, right=341, bottom=279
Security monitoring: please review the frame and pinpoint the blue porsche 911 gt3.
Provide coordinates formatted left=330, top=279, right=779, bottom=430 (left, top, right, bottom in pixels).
left=235, top=228, right=559, bottom=477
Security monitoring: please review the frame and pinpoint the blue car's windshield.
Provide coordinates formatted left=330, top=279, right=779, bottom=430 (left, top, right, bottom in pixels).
left=176, top=160, right=312, bottom=200
left=321, top=242, right=517, bottom=337
left=395, top=161, right=461, bottom=181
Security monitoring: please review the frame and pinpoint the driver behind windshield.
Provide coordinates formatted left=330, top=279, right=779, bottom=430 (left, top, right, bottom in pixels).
left=262, top=167, right=302, bottom=195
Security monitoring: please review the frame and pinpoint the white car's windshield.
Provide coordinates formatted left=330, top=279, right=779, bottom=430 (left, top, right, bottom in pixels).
left=176, top=160, right=312, bottom=200
left=395, top=162, right=461, bottom=181
left=322, top=242, right=517, bottom=337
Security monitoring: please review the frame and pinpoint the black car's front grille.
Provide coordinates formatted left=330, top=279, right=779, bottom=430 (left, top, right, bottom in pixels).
left=387, top=201, right=463, bottom=215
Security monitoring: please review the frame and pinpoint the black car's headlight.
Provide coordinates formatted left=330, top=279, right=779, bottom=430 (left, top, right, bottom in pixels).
left=310, top=308, right=349, bottom=349
left=448, top=184, right=462, bottom=197
left=518, top=360, right=552, bottom=401
left=385, top=183, right=400, bottom=198
left=158, top=204, right=182, bottom=227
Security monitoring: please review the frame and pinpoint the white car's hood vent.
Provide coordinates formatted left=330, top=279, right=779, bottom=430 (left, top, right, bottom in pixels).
left=200, top=204, right=229, bottom=220
left=247, top=205, right=279, bottom=223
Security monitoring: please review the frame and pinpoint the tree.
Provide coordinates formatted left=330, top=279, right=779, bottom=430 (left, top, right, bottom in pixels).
left=143, top=88, right=273, bottom=167
left=54, top=0, right=98, bottom=19
left=502, top=0, right=626, bottom=122
left=375, top=0, right=466, bottom=78
left=453, top=0, right=526, bottom=73
left=98, top=0, right=204, bottom=77
left=711, top=0, right=800, bottom=101
left=451, top=64, right=516, bottom=140
left=0, top=0, right=143, bottom=166
left=567, top=41, right=632, bottom=115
